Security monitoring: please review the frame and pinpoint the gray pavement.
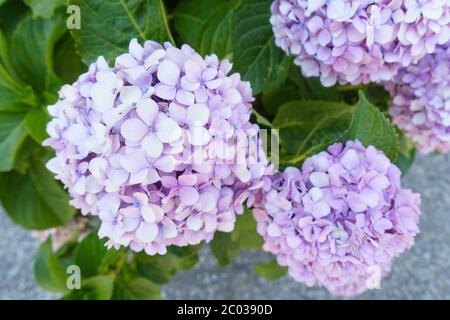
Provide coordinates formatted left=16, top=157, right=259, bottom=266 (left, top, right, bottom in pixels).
left=1, top=154, right=450, bottom=299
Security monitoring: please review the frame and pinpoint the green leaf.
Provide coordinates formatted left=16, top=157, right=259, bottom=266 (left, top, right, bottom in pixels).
left=254, top=260, right=287, bottom=280
left=11, top=13, right=65, bottom=91
left=0, top=161, right=76, bottom=229
left=0, top=1, right=29, bottom=35
left=53, top=33, right=87, bottom=84
left=232, top=0, right=290, bottom=94
left=0, top=112, right=28, bottom=171
left=173, top=0, right=242, bottom=58
left=395, top=133, right=416, bottom=175
left=289, top=67, right=339, bottom=101
left=210, top=209, right=262, bottom=267
left=22, top=0, right=67, bottom=18
left=0, top=85, right=34, bottom=112
left=64, top=275, right=115, bottom=300
left=75, top=231, right=109, bottom=278
left=135, top=245, right=201, bottom=284
left=261, top=81, right=302, bottom=116
left=13, top=137, right=46, bottom=174
left=344, top=91, right=399, bottom=161
left=34, top=237, right=70, bottom=293
left=70, top=0, right=174, bottom=64
left=273, top=101, right=353, bottom=160
left=25, top=107, right=50, bottom=143
left=113, top=276, right=161, bottom=300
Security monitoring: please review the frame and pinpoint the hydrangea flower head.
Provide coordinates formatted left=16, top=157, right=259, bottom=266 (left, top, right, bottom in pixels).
left=253, top=141, right=421, bottom=296
left=386, top=45, right=450, bottom=154
left=44, top=39, right=270, bottom=255
left=270, top=0, right=450, bottom=86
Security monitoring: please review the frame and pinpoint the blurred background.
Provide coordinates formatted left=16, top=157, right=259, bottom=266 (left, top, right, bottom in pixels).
left=1, top=153, right=450, bottom=300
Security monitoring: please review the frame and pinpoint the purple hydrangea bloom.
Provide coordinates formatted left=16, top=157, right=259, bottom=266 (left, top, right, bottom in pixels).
left=270, top=0, right=450, bottom=87
left=386, top=45, right=450, bottom=154
left=253, top=141, right=421, bottom=297
left=44, top=39, right=270, bottom=255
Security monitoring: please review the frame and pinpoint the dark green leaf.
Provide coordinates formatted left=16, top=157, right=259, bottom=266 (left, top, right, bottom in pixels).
left=0, top=112, right=28, bottom=171
left=53, top=33, right=87, bottom=84
left=261, top=81, right=301, bottom=116
left=0, top=1, right=29, bottom=35
left=344, top=91, right=399, bottom=161
left=135, top=246, right=201, bottom=284
left=210, top=209, right=262, bottom=267
left=173, top=0, right=242, bottom=58
left=34, top=237, right=70, bottom=293
left=23, top=0, right=67, bottom=18
left=395, top=133, right=416, bottom=175
left=70, top=0, right=174, bottom=64
left=289, top=68, right=339, bottom=101
left=64, top=275, right=115, bottom=300
left=273, top=101, right=352, bottom=159
left=232, top=0, right=290, bottom=94
left=25, top=107, right=50, bottom=143
left=113, top=276, right=161, bottom=300
left=254, top=260, right=287, bottom=280
left=11, top=14, right=65, bottom=91
left=75, top=231, right=109, bottom=278
left=0, top=161, right=76, bottom=229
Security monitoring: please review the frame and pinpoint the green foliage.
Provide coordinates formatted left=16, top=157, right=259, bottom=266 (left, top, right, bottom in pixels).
left=22, top=0, right=67, bottom=19
left=254, top=260, right=287, bottom=280
left=273, top=100, right=353, bottom=161
left=0, top=161, right=75, bottom=229
left=345, top=91, right=399, bottom=161
left=135, top=245, right=201, bottom=284
left=70, top=0, right=174, bottom=64
left=211, top=209, right=263, bottom=267
left=35, top=237, right=72, bottom=292
left=173, top=0, right=242, bottom=58
left=232, top=0, right=290, bottom=94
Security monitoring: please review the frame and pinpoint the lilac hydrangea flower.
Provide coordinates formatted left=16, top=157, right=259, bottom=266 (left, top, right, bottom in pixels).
left=386, top=45, right=450, bottom=154
left=44, top=39, right=271, bottom=255
left=270, top=0, right=450, bottom=86
left=253, top=141, right=421, bottom=297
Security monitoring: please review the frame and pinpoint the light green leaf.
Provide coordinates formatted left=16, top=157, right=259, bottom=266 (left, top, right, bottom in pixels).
left=11, top=14, right=65, bottom=91
left=23, top=0, right=67, bottom=18
left=25, top=107, right=50, bottom=143
left=0, top=161, right=76, bottom=229
left=173, top=0, right=242, bottom=58
left=113, top=276, right=161, bottom=300
left=345, top=91, right=399, bottom=161
left=34, top=237, right=70, bottom=293
left=255, top=260, right=287, bottom=280
left=0, top=112, right=28, bottom=171
left=232, top=0, right=290, bottom=94
left=273, top=101, right=353, bottom=160
left=70, top=0, right=174, bottom=64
